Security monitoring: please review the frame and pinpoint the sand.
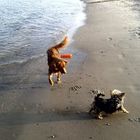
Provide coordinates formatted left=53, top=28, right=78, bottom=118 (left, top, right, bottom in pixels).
left=0, top=0, right=140, bottom=140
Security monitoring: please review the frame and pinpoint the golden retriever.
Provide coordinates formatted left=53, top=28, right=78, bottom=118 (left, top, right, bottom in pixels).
left=47, top=36, right=68, bottom=86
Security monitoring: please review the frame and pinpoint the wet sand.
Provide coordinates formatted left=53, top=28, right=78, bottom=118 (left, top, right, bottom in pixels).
left=0, top=0, right=140, bottom=140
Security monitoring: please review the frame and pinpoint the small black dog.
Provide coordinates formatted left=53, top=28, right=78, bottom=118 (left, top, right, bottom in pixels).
left=89, top=89, right=129, bottom=119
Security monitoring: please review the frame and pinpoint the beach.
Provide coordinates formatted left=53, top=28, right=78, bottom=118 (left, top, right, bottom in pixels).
left=0, top=0, right=140, bottom=140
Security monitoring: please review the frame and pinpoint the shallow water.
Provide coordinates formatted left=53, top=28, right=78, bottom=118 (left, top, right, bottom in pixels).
left=0, top=0, right=86, bottom=65
left=123, top=0, right=140, bottom=38
left=0, top=0, right=140, bottom=65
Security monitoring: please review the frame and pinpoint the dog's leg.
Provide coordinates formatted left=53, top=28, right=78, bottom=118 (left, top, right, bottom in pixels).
left=121, top=105, right=129, bottom=113
left=48, top=73, right=54, bottom=86
left=89, top=107, right=94, bottom=114
left=57, top=72, right=61, bottom=84
left=89, top=102, right=95, bottom=114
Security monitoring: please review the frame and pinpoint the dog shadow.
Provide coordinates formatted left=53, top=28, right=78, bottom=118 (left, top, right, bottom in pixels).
left=0, top=110, right=93, bottom=126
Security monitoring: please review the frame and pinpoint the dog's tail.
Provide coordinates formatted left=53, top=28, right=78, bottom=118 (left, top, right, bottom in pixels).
left=95, top=93, right=105, bottom=98
left=54, top=36, right=68, bottom=49
left=90, top=89, right=105, bottom=99
left=94, top=93, right=105, bottom=102
left=91, top=89, right=105, bottom=95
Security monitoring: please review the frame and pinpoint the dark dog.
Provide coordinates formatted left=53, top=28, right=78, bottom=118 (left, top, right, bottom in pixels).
left=47, top=36, right=68, bottom=86
left=89, top=89, right=129, bottom=119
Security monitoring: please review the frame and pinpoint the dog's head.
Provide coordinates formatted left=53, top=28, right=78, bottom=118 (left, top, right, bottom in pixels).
left=110, top=89, right=126, bottom=108
left=49, top=58, right=68, bottom=74
left=111, top=89, right=125, bottom=99
left=57, top=60, right=67, bottom=74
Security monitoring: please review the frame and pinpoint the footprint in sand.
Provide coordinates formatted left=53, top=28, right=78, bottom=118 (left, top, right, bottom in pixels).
left=69, top=85, right=82, bottom=91
left=117, top=67, right=124, bottom=73
left=128, top=118, right=140, bottom=123
left=118, top=53, right=126, bottom=60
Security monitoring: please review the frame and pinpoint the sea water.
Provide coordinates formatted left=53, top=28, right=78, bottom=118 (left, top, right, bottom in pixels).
left=0, top=0, right=140, bottom=65
left=0, top=0, right=86, bottom=65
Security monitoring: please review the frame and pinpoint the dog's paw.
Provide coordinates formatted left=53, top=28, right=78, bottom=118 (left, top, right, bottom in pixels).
left=97, top=113, right=104, bottom=120
left=98, top=116, right=103, bottom=120
left=124, top=110, right=129, bottom=114
left=122, top=108, right=129, bottom=114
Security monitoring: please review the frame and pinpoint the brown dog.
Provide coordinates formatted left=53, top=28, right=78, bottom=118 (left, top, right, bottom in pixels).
left=47, top=36, right=68, bottom=86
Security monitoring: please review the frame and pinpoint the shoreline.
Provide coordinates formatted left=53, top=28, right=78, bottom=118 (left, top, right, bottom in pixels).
left=0, top=0, right=140, bottom=140
left=0, top=0, right=86, bottom=66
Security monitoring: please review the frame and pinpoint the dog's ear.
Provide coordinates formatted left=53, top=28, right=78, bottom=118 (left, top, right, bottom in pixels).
left=110, top=90, right=115, bottom=97
left=64, top=60, right=68, bottom=64
left=58, top=61, right=63, bottom=66
left=111, top=89, right=122, bottom=96
left=120, top=92, right=125, bottom=97
left=58, top=61, right=67, bottom=67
